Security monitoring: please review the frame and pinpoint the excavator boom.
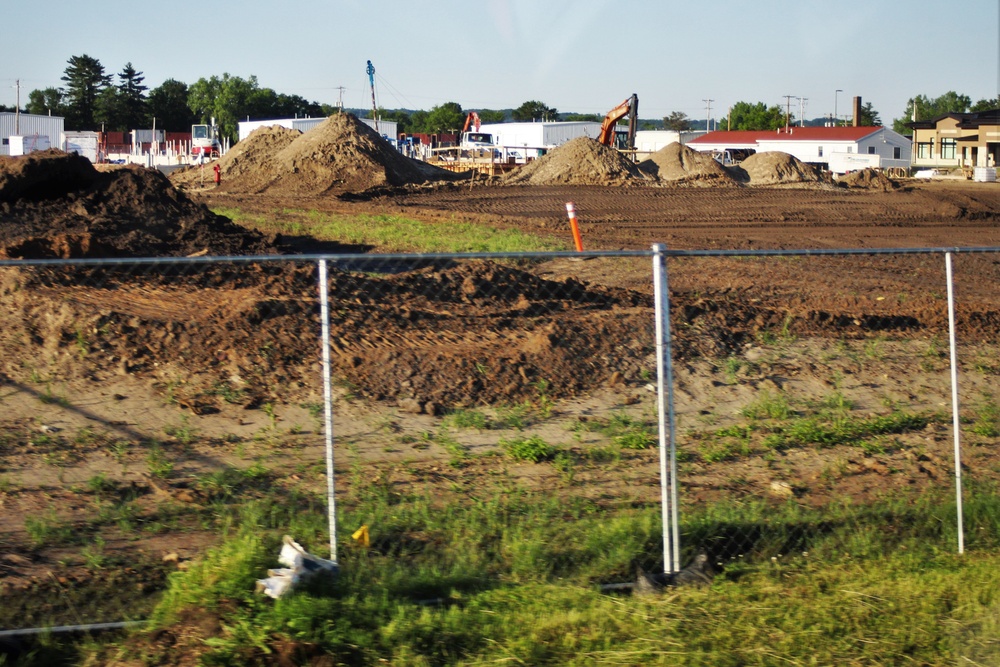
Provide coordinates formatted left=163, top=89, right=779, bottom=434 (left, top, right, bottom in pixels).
left=597, top=94, right=639, bottom=149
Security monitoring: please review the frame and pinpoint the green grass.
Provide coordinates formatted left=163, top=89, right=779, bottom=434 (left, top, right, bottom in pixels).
left=77, top=485, right=1000, bottom=666
left=213, top=207, right=564, bottom=254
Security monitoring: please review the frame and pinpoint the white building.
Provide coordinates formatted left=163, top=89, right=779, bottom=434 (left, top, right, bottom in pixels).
left=634, top=130, right=705, bottom=158
left=688, top=126, right=911, bottom=173
left=477, top=121, right=603, bottom=159
left=1, top=112, right=65, bottom=156
left=238, top=116, right=398, bottom=143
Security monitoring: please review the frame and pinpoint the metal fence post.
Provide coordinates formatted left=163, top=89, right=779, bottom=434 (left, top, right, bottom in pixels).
left=652, top=243, right=681, bottom=573
left=945, top=252, right=965, bottom=554
left=318, top=259, right=338, bottom=563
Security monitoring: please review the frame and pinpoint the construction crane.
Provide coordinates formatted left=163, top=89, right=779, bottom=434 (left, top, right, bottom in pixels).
left=597, top=93, right=639, bottom=150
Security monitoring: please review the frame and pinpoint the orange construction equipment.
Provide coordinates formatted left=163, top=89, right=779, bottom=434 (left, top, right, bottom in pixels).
left=462, top=112, right=482, bottom=133
left=597, top=94, right=639, bottom=150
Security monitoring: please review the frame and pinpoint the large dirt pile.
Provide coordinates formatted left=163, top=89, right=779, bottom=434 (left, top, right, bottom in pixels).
left=171, top=125, right=301, bottom=191
left=837, top=168, right=900, bottom=191
left=638, top=142, right=737, bottom=186
left=733, top=151, right=831, bottom=186
left=203, top=114, right=458, bottom=196
left=0, top=150, right=276, bottom=259
left=503, top=137, right=651, bottom=186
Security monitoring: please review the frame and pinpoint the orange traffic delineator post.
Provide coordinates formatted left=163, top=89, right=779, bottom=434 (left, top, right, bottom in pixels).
left=565, top=202, right=584, bottom=251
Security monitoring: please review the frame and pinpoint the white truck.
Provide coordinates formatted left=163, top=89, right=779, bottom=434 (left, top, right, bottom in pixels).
left=827, top=152, right=880, bottom=175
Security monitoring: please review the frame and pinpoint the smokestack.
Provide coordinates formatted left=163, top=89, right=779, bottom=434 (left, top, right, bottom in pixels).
left=853, top=96, right=862, bottom=127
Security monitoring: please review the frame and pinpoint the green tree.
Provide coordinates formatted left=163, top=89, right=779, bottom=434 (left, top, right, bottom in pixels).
left=893, top=91, right=973, bottom=133
left=477, top=109, right=506, bottom=123
left=25, top=88, right=66, bottom=117
left=407, top=109, right=430, bottom=133
left=425, top=101, right=464, bottom=133
left=727, top=101, right=787, bottom=131
left=971, top=97, right=1000, bottom=112
left=512, top=100, right=557, bottom=122
left=116, top=62, right=148, bottom=130
left=148, top=79, right=195, bottom=132
left=563, top=113, right=601, bottom=122
left=61, top=54, right=112, bottom=129
left=859, top=101, right=881, bottom=127
left=188, top=74, right=254, bottom=143
left=663, top=111, right=693, bottom=131
left=94, top=86, right=123, bottom=131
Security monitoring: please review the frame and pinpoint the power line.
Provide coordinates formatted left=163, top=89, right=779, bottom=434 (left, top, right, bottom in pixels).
left=702, top=98, right=714, bottom=132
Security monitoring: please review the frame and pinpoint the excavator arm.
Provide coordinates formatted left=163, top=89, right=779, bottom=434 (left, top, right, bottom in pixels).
left=597, top=94, right=638, bottom=148
left=462, top=112, right=481, bottom=133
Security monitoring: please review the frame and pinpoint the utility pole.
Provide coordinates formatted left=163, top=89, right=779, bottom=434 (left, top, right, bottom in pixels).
left=783, top=95, right=794, bottom=131
left=335, top=86, right=345, bottom=113
left=703, top=98, right=714, bottom=132
left=798, top=97, right=808, bottom=127
left=834, top=89, right=842, bottom=127
left=14, top=78, right=20, bottom=135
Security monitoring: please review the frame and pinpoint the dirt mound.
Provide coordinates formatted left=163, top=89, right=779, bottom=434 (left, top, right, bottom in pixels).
left=210, top=114, right=458, bottom=196
left=837, top=168, right=900, bottom=191
left=0, top=150, right=276, bottom=259
left=503, top=137, right=651, bottom=186
left=638, top=142, right=737, bottom=186
left=732, top=151, right=831, bottom=186
left=171, top=125, right=301, bottom=190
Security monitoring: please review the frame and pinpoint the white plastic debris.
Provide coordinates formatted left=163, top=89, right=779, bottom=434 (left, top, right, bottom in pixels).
left=255, top=535, right=339, bottom=599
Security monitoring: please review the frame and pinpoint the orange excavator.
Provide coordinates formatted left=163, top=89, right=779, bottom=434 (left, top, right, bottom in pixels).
left=597, top=94, right=638, bottom=150
left=462, top=112, right=481, bottom=133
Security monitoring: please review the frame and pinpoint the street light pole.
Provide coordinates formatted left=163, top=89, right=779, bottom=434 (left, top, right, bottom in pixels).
left=835, top=89, right=843, bottom=127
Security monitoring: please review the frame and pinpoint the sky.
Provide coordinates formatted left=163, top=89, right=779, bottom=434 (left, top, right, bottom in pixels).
left=2, top=0, right=998, bottom=127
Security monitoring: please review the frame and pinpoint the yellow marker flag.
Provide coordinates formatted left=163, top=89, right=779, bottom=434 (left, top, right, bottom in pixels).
left=351, top=524, right=370, bottom=548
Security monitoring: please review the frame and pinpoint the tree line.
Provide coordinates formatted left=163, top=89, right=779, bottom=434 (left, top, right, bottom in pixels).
left=3, top=55, right=572, bottom=142
left=5, top=55, right=996, bottom=141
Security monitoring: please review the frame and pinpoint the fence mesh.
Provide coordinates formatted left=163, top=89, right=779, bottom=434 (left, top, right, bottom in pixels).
left=1, top=248, right=998, bottom=631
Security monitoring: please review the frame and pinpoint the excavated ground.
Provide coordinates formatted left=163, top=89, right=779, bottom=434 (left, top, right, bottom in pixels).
left=1, top=134, right=999, bottom=633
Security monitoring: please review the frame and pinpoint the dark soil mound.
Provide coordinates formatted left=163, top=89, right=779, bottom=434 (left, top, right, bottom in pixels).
left=638, top=142, right=738, bottom=186
left=503, top=137, right=651, bottom=186
left=731, top=151, right=832, bottom=186
left=0, top=151, right=276, bottom=259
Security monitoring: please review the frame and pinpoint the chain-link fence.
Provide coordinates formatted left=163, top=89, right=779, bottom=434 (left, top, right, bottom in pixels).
left=1, top=246, right=998, bottom=632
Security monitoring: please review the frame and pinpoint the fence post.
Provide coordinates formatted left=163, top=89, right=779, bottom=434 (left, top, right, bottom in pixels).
left=318, top=260, right=338, bottom=563
left=652, top=244, right=681, bottom=573
left=945, top=252, right=965, bottom=554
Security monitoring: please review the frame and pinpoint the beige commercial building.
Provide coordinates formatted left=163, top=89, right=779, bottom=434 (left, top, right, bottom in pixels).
left=908, top=109, right=1000, bottom=169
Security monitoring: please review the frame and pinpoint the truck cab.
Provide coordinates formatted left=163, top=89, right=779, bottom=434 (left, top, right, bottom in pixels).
left=191, top=124, right=221, bottom=158
left=461, top=132, right=495, bottom=149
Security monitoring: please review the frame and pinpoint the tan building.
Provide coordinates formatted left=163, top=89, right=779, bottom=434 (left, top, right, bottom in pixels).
left=908, top=109, right=1000, bottom=169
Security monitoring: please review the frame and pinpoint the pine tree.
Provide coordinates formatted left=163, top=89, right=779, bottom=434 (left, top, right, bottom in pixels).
left=118, top=62, right=148, bottom=130
left=61, top=54, right=112, bottom=129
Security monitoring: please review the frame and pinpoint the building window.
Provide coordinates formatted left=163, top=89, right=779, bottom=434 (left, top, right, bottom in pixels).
left=941, top=138, right=956, bottom=160
left=817, top=146, right=823, bottom=157
left=868, top=146, right=876, bottom=155
left=917, top=143, right=931, bottom=159
left=893, top=146, right=901, bottom=159
left=847, top=146, right=853, bottom=153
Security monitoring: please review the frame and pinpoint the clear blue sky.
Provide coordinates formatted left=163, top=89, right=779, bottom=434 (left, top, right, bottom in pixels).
left=2, top=0, right=997, bottom=126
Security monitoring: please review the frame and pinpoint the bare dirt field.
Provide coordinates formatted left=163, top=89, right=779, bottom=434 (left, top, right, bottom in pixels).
left=1, top=128, right=1000, bottom=633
